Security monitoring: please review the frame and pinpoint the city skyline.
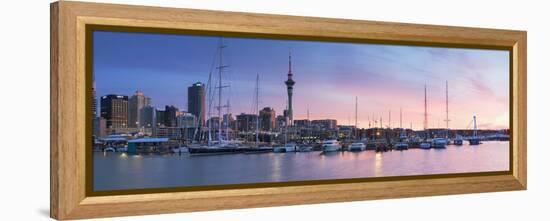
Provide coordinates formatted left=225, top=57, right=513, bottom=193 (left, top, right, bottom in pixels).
left=93, top=31, right=509, bottom=130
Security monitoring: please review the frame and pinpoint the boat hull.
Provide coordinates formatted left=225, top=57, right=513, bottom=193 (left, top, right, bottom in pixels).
left=322, top=145, right=341, bottom=152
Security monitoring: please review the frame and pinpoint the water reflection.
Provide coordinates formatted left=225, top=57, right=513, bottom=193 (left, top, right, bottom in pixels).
left=94, top=141, right=510, bottom=191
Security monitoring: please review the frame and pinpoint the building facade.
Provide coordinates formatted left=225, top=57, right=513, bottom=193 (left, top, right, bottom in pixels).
left=259, top=107, right=276, bottom=131
left=100, top=94, right=128, bottom=129
left=127, top=90, right=151, bottom=128
left=236, top=113, right=258, bottom=132
left=164, top=105, right=179, bottom=127
left=176, top=113, right=197, bottom=128
left=188, top=82, right=206, bottom=127
left=311, top=119, right=338, bottom=130
left=139, top=105, right=155, bottom=128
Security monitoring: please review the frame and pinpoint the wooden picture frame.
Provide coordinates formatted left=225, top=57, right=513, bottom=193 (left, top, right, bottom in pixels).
left=50, top=1, right=527, bottom=220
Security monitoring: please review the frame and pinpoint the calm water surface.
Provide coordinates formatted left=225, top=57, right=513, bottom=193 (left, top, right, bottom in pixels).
left=93, top=141, right=509, bottom=191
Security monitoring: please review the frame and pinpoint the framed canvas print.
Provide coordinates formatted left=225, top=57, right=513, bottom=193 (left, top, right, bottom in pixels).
left=50, top=1, right=527, bottom=220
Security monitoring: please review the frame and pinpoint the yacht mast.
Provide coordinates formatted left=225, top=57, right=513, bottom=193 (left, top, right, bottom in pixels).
left=255, top=74, right=260, bottom=145
left=216, top=38, right=229, bottom=143
left=424, top=84, right=428, bottom=130
left=444, top=80, right=450, bottom=138
left=399, top=107, right=406, bottom=137
left=355, top=96, right=358, bottom=138
left=473, top=115, right=478, bottom=138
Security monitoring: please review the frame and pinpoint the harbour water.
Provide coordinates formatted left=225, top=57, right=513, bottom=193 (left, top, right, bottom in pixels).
left=93, top=141, right=509, bottom=191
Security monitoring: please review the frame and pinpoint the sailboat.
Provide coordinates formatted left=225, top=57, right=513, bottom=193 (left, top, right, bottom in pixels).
left=419, top=84, right=431, bottom=149
left=468, top=115, right=481, bottom=145
left=394, top=108, right=409, bottom=150
left=188, top=38, right=256, bottom=154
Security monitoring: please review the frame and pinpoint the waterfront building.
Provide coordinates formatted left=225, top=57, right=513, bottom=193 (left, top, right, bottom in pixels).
left=164, top=105, right=179, bottom=127
left=127, top=90, right=151, bottom=128
left=188, top=82, right=206, bottom=127
left=100, top=94, right=128, bottom=129
left=92, top=117, right=107, bottom=137
left=139, top=105, right=154, bottom=128
left=177, top=113, right=197, bottom=128
left=155, top=109, right=165, bottom=127
left=127, top=138, right=171, bottom=154
left=337, top=125, right=356, bottom=139
left=259, top=107, right=276, bottom=131
left=236, top=113, right=258, bottom=132
left=275, top=115, right=286, bottom=131
left=311, top=119, right=338, bottom=130
left=294, top=119, right=310, bottom=128
left=153, top=127, right=185, bottom=140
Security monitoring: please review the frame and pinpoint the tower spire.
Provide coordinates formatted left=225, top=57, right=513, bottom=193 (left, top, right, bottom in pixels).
left=288, top=51, right=292, bottom=77
left=285, top=49, right=296, bottom=127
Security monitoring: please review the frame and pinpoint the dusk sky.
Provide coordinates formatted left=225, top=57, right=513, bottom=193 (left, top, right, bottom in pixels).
left=93, top=31, right=509, bottom=130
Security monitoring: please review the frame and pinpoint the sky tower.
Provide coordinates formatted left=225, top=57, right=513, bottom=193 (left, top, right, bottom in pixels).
left=285, top=51, right=295, bottom=126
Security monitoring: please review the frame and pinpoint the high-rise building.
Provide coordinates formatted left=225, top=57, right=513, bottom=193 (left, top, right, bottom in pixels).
left=164, top=105, right=179, bottom=127
left=259, top=107, right=276, bottom=131
left=128, top=90, right=151, bottom=128
left=176, top=113, right=197, bottom=128
left=155, top=109, right=165, bottom=127
left=92, top=81, right=97, bottom=117
left=93, top=117, right=107, bottom=137
left=188, top=82, right=205, bottom=126
left=236, top=113, right=258, bottom=132
left=139, top=105, right=154, bottom=128
left=100, top=95, right=128, bottom=129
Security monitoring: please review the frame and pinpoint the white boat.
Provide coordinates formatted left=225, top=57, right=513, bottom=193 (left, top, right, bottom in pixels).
left=432, top=138, right=447, bottom=149
left=419, top=142, right=431, bottom=149
left=274, top=143, right=297, bottom=153
left=103, top=147, right=116, bottom=152
left=348, top=142, right=366, bottom=151
left=394, top=142, right=409, bottom=150
left=298, top=146, right=313, bottom=152
left=453, top=135, right=463, bottom=145
left=322, top=140, right=341, bottom=152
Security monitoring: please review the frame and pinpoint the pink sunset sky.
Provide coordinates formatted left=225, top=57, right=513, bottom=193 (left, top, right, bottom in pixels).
left=94, top=32, right=510, bottom=130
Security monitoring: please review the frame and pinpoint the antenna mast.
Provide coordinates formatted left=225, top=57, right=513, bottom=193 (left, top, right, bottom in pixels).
left=424, top=84, right=428, bottom=130
left=399, top=108, right=403, bottom=128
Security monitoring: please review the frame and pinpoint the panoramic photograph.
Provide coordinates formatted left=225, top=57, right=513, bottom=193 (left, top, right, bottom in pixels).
left=91, top=30, right=510, bottom=191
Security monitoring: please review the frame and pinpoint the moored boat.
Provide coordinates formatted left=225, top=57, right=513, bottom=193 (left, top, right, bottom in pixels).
left=322, top=139, right=341, bottom=152
left=394, top=142, right=409, bottom=150
left=274, top=143, right=297, bottom=153
left=419, top=142, right=431, bottom=149
left=432, top=138, right=447, bottom=149
left=453, top=135, right=463, bottom=145
left=348, top=142, right=366, bottom=151
left=298, top=145, right=313, bottom=152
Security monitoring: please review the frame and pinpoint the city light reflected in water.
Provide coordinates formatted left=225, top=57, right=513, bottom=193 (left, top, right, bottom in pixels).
left=374, top=153, right=383, bottom=177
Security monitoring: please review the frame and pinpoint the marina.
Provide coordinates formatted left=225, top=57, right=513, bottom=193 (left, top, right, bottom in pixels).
left=91, top=32, right=511, bottom=191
